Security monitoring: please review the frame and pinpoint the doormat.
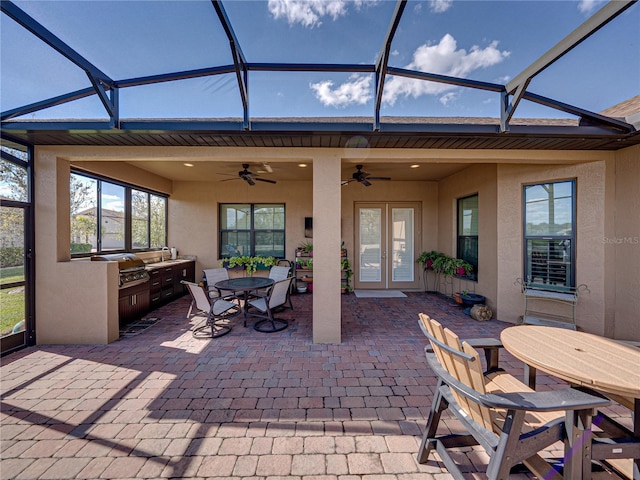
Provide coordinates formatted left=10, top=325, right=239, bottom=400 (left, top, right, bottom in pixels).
left=354, top=290, right=407, bottom=298
left=119, top=317, right=161, bottom=337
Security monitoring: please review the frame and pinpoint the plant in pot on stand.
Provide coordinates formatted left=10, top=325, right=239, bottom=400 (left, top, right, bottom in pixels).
left=417, top=250, right=444, bottom=292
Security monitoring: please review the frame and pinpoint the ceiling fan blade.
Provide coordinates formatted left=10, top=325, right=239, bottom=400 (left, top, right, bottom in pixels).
left=359, top=178, right=372, bottom=187
left=217, top=172, right=237, bottom=177
left=255, top=178, right=277, bottom=184
left=244, top=176, right=256, bottom=186
left=219, top=177, right=240, bottom=182
left=367, top=176, right=391, bottom=181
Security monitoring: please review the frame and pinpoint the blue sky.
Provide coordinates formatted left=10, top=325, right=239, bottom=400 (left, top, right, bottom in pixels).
left=1, top=0, right=638, bottom=120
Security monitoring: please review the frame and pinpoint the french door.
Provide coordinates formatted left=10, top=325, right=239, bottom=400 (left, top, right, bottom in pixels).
left=354, top=202, right=421, bottom=290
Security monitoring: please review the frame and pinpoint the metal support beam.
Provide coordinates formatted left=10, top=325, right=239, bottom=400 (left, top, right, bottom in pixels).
left=522, top=91, right=635, bottom=132
left=388, top=67, right=504, bottom=93
left=1, top=87, right=96, bottom=122
left=1, top=2, right=113, bottom=88
left=212, top=0, right=250, bottom=130
left=374, top=0, right=407, bottom=131
left=503, top=0, right=636, bottom=127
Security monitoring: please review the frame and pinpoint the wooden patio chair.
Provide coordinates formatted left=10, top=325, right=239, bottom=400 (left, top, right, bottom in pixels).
left=182, top=281, right=240, bottom=338
left=417, top=313, right=609, bottom=480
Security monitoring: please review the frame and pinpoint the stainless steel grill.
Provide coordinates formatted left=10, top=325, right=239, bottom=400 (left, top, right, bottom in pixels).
left=91, top=253, right=150, bottom=288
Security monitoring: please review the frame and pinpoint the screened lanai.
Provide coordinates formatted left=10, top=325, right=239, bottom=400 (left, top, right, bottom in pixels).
left=1, top=0, right=639, bottom=354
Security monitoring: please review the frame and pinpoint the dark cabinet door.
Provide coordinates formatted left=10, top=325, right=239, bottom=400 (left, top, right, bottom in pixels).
left=173, top=262, right=195, bottom=296
left=119, top=283, right=151, bottom=325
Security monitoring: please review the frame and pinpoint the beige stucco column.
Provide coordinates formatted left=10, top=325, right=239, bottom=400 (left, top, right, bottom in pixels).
left=312, top=154, right=342, bottom=343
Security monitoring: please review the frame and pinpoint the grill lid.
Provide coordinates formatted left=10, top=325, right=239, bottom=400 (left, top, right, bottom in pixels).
left=91, top=253, right=145, bottom=272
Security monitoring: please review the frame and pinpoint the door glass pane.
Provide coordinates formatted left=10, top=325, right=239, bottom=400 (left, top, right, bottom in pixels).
left=101, top=182, right=125, bottom=251
left=131, top=190, right=149, bottom=249
left=359, top=208, right=382, bottom=282
left=150, top=194, right=166, bottom=248
left=0, top=158, right=28, bottom=202
left=70, top=174, right=98, bottom=253
left=391, top=208, right=413, bottom=282
left=1, top=206, right=26, bottom=337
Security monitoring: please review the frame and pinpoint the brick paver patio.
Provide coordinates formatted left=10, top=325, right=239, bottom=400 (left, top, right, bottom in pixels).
left=1, top=292, right=632, bottom=479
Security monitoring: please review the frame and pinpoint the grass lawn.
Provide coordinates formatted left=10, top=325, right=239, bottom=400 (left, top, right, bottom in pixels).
left=1, top=265, right=24, bottom=285
left=1, top=287, right=25, bottom=336
left=1, top=266, right=26, bottom=335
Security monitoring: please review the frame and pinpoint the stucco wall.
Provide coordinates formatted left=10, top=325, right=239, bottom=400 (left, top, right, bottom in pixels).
left=33, top=144, right=634, bottom=344
left=35, top=149, right=119, bottom=345
left=169, top=178, right=313, bottom=279
left=496, top=160, right=615, bottom=334
left=437, top=164, right=498, bottom=309
left=613, top=144, right=640, bottom=340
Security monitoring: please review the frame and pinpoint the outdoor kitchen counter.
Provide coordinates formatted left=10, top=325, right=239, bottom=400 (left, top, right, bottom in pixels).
left=144, top=258, right=194, bottom=269
left=145, top=259, right=196, bottom=310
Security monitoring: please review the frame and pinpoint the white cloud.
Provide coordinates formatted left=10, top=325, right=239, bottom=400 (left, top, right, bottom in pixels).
left=382, top=34, right=510, bottom=105
left=439, top=92, right=458, bottom=106
left=268, top=0, right=373, bottom=27
left=310, top=75, right=372, bottom=107
left=429, top=0, right=453, bottom=13
left=578, top=0, right=604, bottom=14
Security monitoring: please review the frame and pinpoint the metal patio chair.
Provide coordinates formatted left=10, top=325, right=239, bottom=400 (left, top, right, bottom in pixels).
left=182, top=281, right=240, bottom=338
left=417, top=313, right=609, bottom=480
left=245, top=277, right=293, bottom=333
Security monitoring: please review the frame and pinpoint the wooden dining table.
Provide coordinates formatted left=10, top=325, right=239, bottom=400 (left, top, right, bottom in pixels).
left=501, top=325, right=640, bottom=480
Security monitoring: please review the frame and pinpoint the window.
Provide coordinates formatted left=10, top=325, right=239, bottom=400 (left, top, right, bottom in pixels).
left=220, top=204, right=285, bottom=258
left=457, top=194, right=478, bottom=279
left=70, top=171, right=167, bottom=255
left=523, top=180, right=575, bottom=289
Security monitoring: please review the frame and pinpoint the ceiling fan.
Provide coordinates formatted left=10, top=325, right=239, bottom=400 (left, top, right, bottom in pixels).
left=342, top=165, right=391, bottom=187
left=218, top=163, right=276, bottom=186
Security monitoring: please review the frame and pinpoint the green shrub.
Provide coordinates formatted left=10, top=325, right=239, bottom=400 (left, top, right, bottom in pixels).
left=71, top=243, right=92, bottom=254
left=0, top=247, right=24, bottom=267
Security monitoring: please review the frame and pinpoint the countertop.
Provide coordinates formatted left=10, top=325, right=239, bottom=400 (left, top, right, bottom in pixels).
left=144, top=258, right=194, bottom=270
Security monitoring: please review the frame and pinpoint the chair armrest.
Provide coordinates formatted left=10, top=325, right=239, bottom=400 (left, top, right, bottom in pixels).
left=426, top=353, right=609, bottom=412
left=481, top=388, right=609, bottom=412
left=426, top=337, right=503, bottom=372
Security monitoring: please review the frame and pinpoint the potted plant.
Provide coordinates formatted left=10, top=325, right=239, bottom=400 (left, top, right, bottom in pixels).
left=417, top=250, right=442, bottom=270
left=341, top=257, right=353, bottom=293
left=451, top=258, right=473, bottom=277
left=431, top=254, right=450, bottom=275
left=247, top=256, right=277, bottom=276
left=219, top=255, right=276, bottom=276
left=221, top=255, right=249, bottom=270
left=297, top=241, right=313, bottom=257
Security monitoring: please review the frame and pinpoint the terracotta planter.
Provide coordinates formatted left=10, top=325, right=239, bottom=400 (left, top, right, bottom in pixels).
left=455, top=292, right=463, bottom=304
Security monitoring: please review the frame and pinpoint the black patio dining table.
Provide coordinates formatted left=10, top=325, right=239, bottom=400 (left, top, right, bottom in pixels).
left=214, top=276, right=275, bottom=327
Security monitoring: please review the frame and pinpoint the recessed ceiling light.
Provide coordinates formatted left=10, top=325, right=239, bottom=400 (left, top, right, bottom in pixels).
left=184, top=163, right=194, bottom=167
left=410, top=164, right=420, bottom=169
left=298, top=163, right=307, bottom=168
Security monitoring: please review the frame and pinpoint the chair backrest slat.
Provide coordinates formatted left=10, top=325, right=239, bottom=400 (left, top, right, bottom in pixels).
left=419, top=313, right=494, bottom=432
